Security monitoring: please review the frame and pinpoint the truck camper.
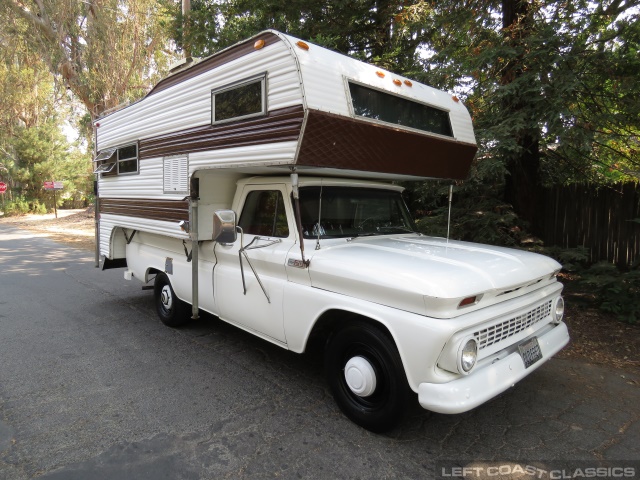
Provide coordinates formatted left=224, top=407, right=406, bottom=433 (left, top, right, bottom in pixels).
left=94, top=30, right=569, bottom=432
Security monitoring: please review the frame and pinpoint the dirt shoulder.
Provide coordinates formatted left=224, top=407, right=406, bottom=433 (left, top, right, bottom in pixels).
left=0, top=208, right=96, bottom=252
left=1, top=208, right=639, bottom=374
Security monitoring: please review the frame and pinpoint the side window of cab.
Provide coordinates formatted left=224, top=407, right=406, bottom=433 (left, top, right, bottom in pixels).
left=238, top=190, right=290, bottom=237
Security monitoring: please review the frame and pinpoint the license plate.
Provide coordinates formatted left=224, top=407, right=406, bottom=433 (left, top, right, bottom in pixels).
left=518, top=337, right=542, bottom=368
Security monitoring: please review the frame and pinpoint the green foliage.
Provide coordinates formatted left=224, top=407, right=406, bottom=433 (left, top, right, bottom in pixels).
left=414, top=0, right=640, bottom=186
left=163, top=0, right=423, bottom=73
left=1, top=120, right=93, bottom=214
left=2, top=0, right=174, bottom=121
left=0, top=9, right=93, bottom=214
left=2, top=195, right=47, bottom=216
left=529, top=245, right=639, bottom=325
left=533, top=246, right=591, bottom=273
left=579, top=262, right=640, bottom=325
left=408, top=180, right=527, bottom=247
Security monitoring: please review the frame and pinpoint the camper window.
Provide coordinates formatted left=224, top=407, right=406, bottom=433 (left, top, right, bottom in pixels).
left=117, top=144, right=138, bottom=175
left=212, top=76, right=266, bottom=124
left=94, top=144, right=138, bottom=176
left=348, top=82, right=453, bottom=137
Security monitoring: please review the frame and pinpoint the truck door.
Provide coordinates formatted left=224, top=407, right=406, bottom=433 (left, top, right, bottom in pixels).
left=213, top=184, right=295, bottom=343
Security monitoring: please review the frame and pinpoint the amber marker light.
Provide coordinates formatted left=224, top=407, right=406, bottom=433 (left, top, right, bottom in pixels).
left=404, top=80, right=413, bottom=87
left=452, top=95, right=460, bottom=103
left=393, top=79, right=402, bottom=86
left=296, top=41, right=310, bottom=50
left=376, top=70, right=385, bottom=78
left=254, top=39, right=265, bottom=50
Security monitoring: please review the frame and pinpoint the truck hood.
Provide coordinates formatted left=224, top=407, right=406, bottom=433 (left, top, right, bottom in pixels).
left=307, top=235, right=561, bottom=318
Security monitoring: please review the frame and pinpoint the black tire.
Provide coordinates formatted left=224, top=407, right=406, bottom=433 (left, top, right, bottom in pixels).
left=325, top=321, right=411, bottom=433
left=154, top=273, right=191, bottom=327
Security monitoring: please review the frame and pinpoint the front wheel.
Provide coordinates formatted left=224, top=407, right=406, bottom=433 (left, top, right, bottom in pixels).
left=154, top=273, right=190, bottom=327
left=325, top=321, right=411, bottom=433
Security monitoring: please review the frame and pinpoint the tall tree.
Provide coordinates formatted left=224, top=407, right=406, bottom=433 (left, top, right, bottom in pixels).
left=0, top=16, right=93, bottom=210
left=404, top=0, right=640, bottom=236
left=168, top=0, right=424, bottom=73
left=2, top=0, right=173, bottom=123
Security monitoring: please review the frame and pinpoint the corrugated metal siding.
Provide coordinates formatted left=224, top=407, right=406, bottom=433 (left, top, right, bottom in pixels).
left=97, top=40, right=303, bottom=150
left=138, top=105, right=303, bottom=160
left=99, top=198, right=189, bottom=222
left=100, top=214, right=189, bottom=258
left=98, top=158, right=172, bottom=199
left=99, top=221, right=114, bottom=257
left=188, top=141, right=299, bottom=171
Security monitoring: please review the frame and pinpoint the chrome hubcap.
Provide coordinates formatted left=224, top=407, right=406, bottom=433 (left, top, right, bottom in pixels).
left=160, top=285, right=173, bottom=310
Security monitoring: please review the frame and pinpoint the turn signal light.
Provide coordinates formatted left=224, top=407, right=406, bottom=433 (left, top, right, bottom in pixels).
left=458, top=296, right=477, bottom=308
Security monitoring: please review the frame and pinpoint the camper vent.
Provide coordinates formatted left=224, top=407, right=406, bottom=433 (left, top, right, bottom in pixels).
left=163, top=155, right=189, bottom=195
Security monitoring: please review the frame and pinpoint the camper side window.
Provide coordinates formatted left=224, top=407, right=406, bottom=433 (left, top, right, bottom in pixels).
left=94, top=144, right=138, bottom=176
left=117, top=144, right=138, bottom=175
left=212, top=76, right=266, bottom=124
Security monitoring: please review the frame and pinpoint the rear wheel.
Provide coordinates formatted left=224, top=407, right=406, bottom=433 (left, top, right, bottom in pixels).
left=325, top=321, right=410, bottom=433
left=154, top=273, right=190, bottom=327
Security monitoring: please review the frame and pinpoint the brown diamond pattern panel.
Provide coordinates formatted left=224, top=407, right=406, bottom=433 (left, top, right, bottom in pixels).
left=296, top=110, right=477, bottom=180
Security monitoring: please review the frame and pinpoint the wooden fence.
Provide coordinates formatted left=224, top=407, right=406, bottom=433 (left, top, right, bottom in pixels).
left=538, top=183, right=640, bottom=267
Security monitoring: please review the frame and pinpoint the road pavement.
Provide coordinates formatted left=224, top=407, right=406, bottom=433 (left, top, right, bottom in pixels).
left=0, top=223, right=638, bottom=479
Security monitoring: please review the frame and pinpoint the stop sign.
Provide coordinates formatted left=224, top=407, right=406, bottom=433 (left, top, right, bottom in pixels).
left=0, top=182, right=7, bottom=193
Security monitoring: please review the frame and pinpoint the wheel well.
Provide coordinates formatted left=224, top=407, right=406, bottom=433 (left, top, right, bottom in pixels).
left=146, top=267, right=162, bottom=284
left=305, top=309, right=394, bottom=355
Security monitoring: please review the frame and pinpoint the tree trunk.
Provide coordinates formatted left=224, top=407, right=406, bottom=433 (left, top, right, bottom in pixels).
left=501, top=0, right=542, bottom=232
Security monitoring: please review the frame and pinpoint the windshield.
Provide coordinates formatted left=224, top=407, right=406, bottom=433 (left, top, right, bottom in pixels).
left=298, top=186, right=415, bottom=239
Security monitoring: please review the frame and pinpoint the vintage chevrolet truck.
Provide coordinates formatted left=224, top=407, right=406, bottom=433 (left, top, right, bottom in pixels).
left=93, top=31, right=569, bottom=432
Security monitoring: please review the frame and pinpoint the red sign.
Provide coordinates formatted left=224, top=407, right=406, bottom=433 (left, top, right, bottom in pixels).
left=0, top=182, right=6, bottom=193
left=43, top=181, right=63, bottom=191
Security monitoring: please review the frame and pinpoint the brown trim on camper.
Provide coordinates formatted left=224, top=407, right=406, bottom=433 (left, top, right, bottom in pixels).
left=139, top=105, right=304, bottom=160
left=147, top=33, right=282, bottom=97
left=100, top=198, right=189, bottom=222
left=296, top=110, right=477, bottom=180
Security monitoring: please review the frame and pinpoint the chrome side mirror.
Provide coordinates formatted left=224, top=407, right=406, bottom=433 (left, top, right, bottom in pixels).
left=212, top=210, right=237, bottom=244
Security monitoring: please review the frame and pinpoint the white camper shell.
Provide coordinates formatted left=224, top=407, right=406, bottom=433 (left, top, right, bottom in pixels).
left=94, top=31, right=568, bottom=433
left=94, top=30, right=477, bottom=253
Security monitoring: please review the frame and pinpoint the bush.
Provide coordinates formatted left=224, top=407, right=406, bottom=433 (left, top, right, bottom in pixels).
left=579, top=262, right=640, bottom=325
left=532, top=246, right=591, bottom=273
left=2, top=196, right=48, bottom=216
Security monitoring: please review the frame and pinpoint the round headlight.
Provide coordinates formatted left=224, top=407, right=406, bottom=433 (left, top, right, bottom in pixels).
left=458, top=338, right=478, bottom=374
left=553, top=296, right=565, bottom=323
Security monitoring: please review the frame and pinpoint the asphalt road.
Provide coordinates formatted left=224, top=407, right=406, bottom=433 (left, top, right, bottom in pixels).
left=0, top=223, right=639, bottom=480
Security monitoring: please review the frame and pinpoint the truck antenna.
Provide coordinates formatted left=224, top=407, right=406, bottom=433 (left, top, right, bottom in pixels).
left=446, top=184, right=453, bottom=244
left=316, top=181, right=323, bottom=250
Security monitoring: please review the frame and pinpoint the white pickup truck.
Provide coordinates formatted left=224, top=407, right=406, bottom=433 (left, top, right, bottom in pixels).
left=121, top=175, right=569, bottom=432
left=94, top=31, right=569, bottom=432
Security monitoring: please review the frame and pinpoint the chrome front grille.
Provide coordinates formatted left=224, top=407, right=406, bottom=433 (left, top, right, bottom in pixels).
left=474, top=300, right=553, bottom=350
